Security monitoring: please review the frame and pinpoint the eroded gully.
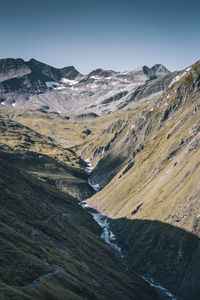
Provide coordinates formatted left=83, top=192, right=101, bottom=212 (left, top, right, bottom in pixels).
left=81, top=158, right=177, bottom=300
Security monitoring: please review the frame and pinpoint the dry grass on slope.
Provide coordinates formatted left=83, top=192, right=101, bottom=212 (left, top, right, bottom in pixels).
left=87, top=62, right=200, bottom=236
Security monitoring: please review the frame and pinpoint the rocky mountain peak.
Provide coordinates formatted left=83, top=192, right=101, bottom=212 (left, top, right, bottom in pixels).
left=151, top=64, right=169, bottom=74
left=27, top=59, right=61, bottom=81
left=142, top=65, right=150, bottom=74
left=28, top=58, right=40, bottom=64
left=141, top=64, right=169, bottom=77
left=88, top=68, right=116, bottom=78
left=60, top=65, right=81, bottom=80
left=0, top=58, right=31, bottom=83
left=27, top=60, right=81, bottom=80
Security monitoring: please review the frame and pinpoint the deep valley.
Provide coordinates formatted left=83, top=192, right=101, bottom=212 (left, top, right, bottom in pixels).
left=0, top=58, right=200, bottom=299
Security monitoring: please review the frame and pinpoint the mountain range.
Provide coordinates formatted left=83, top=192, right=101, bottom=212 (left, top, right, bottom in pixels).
left=0, top=58, right=200, bottom=300
left=0, top=58, right=175, bottom=115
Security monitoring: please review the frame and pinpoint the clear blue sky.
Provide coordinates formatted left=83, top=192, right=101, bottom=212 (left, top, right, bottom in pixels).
left=0, top=0, right=199, bottom=73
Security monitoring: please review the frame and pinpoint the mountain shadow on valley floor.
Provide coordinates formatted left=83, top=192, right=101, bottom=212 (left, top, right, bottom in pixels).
left=110, top=218, right=200, bottom=300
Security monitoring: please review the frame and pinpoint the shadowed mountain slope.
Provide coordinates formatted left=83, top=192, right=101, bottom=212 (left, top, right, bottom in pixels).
left=0, top=141, right=158, bottom=299
left=110, top=218, right=200, bottom=300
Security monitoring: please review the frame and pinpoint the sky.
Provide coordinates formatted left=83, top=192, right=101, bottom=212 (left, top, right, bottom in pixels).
left=0, top=0, right=199, bottom=73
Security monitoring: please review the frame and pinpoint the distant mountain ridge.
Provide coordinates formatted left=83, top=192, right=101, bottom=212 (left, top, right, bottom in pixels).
left=0, top=57, right=169, bottom=82
left=0, top=58, right=172, bottom=114
left=0, top=58, right=81, bottom=94
left=0, top=58, right=81, bottom=83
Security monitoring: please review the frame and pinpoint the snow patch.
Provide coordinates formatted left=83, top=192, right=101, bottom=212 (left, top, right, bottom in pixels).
left=90, top=76, right=100, bottom=80
left=54, top=86, right=65, bottom=90
left=45, top=82, right=58, bottom=89
left=61, top=78, right=78, bottom=85
left=84, top=158, right=91, bottom=163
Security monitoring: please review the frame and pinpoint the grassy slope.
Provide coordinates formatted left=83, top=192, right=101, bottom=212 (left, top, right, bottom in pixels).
left=83, top=61, right=200, bottom=299
left=87, top=62, right=200, bottom=222
left=0, top=133, right=158, bottom=298
left=0, top=117, right=95, bottom=200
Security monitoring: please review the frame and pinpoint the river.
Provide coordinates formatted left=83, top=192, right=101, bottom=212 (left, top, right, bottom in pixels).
left=81, top=158, right=177, bottom=300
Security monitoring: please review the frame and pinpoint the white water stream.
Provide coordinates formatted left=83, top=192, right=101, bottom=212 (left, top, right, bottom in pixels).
left=81, top=158, right=177, bottom=300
